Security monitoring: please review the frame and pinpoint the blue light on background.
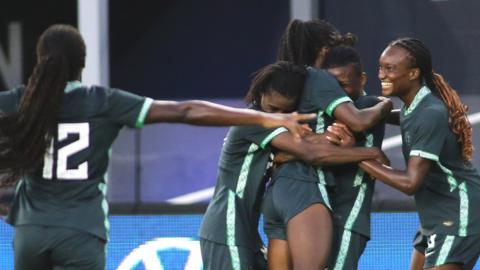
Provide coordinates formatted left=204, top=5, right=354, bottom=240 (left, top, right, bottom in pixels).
left=1, top=213, right=479, bottom=269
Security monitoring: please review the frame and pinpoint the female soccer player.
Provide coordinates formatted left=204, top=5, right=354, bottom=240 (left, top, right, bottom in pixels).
left=0, top=24, right=314, bottom=270
left=323, top=45, right=386, bottom=270
left=200, top=61, right=387, bottom=270
left=360, top=37, right=480, bottom=270
left=262, top=19, right=392, bottom=270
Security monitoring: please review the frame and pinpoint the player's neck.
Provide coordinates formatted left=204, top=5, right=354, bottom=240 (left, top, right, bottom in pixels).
left=401, top=83, right=423, bottom=107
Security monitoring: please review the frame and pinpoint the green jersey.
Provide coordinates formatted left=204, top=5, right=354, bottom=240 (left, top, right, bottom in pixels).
left=275, top=68, right=352, bottom=185
left=328, top=95, right=385, bottom=238
left=1, top=82, right=152, bottom=240
left=199, top=108, right=287, bottom=249
left=400, top=86, right=480, bottom=236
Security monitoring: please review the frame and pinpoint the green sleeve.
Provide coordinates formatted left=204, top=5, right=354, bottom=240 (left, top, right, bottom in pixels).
left=299, top=68, right=351, bottom=116
left=240, top=125, right=288, bottom=149
left=105, top=88, right=153, bottom=128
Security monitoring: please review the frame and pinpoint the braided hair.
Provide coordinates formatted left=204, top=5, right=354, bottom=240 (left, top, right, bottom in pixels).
left=390, top=37, right=472, bottom=160
left=0, top=24, right=85, bottom=186
left=245, top=61, right=307, bottom=106
left=277, top=19, right=357, bottom=67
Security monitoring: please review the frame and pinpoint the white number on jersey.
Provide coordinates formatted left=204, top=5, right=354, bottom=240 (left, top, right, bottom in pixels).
left=43, top=123, right=90, bottom=180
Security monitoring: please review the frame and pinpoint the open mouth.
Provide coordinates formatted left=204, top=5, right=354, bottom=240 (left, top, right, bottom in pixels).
left=381, top=82, right=393, bottom=88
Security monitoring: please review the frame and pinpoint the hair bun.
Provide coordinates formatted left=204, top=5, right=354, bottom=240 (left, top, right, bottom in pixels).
left=339, top=33, right=357, bottom=46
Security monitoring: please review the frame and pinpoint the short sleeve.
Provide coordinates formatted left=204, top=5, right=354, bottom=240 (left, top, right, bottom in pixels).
left=0, top=87, right=24, bottom=113
left=240, top=125, right=288, bottom=149
left=105, top=88, right=153, bottom=128
left=409, top=107, right=448, bottom=161
left=299, top=68, right=351, bottom=116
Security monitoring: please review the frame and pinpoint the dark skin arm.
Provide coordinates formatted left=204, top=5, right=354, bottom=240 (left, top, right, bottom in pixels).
left=271, top=132, right=386, bottom=166
left=359, top=156, right=432, bottom=195
left=303, top=123, right=355, bottom=146
left=144, top=100, right=315, bottom=139
left=273, top=123, right=356, bottom=164
left=333, top=97, right=392, bottom=132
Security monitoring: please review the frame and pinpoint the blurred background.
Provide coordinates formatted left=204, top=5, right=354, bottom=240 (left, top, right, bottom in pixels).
left=0, top=0, right=479, bottom=269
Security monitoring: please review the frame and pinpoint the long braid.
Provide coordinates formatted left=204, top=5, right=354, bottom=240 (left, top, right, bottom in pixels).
left=277, top=19, right=356, bottom=67
left=391, top=38, right=473, bottom=160
left=277, top=20, right=310, bottom=66
left=432, top=73, right=472, bottom=160
left=0, top=25, right=85, bottom=186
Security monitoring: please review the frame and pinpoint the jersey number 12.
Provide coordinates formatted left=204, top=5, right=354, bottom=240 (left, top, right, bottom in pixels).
left=42, top=123, right=90, bottom=180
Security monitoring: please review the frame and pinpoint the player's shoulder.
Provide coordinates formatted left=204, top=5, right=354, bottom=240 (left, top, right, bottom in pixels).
left=423, top=94, right=445, bottom=109
left=408, top=97, right=448, bottom=131
left=228, top=123, right=269, bottom=138
left=83, top=85, right=113, bottom=97
left=61, top=85, right=116, bottom=116
left=68, top=85, right=119, bottom=103
left=306, top=67, right=336, bottom=82
left=418, top=94, right=448, bottom=118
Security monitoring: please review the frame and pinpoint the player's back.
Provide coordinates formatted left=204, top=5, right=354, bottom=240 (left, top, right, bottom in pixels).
left=1, top=83, right=149, bottom=240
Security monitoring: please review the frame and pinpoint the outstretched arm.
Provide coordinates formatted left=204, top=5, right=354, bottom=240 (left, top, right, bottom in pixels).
left=359, top=156, right=431, bottom=195
left=333, top=97, right=392, bottom=132
left=144, top=100, right=315, bottom=138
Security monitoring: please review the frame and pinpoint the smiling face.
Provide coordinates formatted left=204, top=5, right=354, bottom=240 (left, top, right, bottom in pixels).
left=378, top=45, right=419, bottom=98
left=327, top=63, right=366, bottom=100
left=260, top=90, right=297, bottom=113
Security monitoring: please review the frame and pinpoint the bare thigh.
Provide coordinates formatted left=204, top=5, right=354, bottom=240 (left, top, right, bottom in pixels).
left=267, top=239, right=292, bottom=270
left=286, top=203, right=332, bottom=270
left=410, top=248, right=425, bottom=270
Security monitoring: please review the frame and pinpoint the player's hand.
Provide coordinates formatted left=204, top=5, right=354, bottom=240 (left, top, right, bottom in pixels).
left=273, top=151, right=297, bottom=164
left=261, top=112, right=316, bottom=141
left=325, top=122, right=355, bottom=147
left=372, top=148, right=390, bottom=166
left=377, top=96, right=393, bottom=117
